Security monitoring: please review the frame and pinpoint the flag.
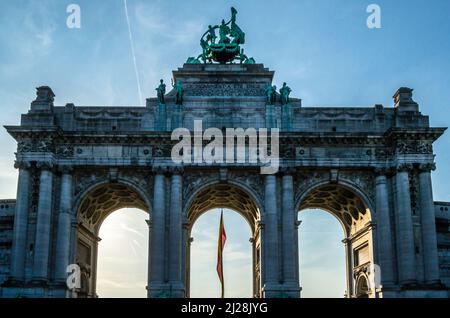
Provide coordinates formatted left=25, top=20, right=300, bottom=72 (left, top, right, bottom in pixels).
left=216, top=209, right=227, bottom=298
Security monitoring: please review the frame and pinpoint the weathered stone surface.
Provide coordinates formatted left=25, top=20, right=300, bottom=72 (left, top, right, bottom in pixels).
left=0, top=63, right=449, bottom=298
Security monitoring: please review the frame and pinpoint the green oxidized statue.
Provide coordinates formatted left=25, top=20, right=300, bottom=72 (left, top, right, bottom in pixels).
left=172, top=79, right=184, bottom=105
left=186, top=7, right=255, bottom=65
left=155, top=79, right=166, bottom=104
left=280, top=82, right=292, bottom=105
left=265, top=84, right=277, bottom=104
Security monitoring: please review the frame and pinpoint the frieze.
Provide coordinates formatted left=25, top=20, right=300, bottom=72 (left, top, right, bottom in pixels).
left=56, top=145, right=74, bottom=158
left=17, top=139, right=54, bottom=153
left=396, top=140, right=432, bottom=154
left=183, top=83, right=266, bottom=97
left=374, top=148, right=394, bottom=160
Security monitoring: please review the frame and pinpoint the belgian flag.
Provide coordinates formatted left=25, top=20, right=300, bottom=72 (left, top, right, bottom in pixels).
left=216, top=210, right=227, bottom=298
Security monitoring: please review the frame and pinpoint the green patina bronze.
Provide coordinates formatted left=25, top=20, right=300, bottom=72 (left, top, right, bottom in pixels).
left=172, top=79, right=184, bottom=105
left=155, top=79, right=166, bottom=104
left=280, top=82, right=292, bottom=105
left=186, top=7, right=254, bottom=64
left=265, top=84, right=277, bottom=104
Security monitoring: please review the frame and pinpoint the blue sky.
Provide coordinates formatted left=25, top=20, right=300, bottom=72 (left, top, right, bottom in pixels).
left=1, top=0, right=449, bottom=297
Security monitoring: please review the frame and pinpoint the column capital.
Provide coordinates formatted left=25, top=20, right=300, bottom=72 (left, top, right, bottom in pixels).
left=418, top=163, right=436, bottom=172
left=58, top=165, right=73, bottom=174
left=168, top=166, right=184, bottom=175
left=14, top=160, right=31, bottom=170
left=152, top=165, right=168, bottom=174
left=374, top=167, right=389, bottom=176
left=36, top=161, right=54, bottom=171
left=279, top=166, right=296, bottom=176
left=396, top=163, right=413, bottom=172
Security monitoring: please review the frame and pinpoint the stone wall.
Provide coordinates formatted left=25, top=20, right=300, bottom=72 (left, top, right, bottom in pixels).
left=435, top=201, right=450, bottom=288
left=0, top=200, right=15, bottom=294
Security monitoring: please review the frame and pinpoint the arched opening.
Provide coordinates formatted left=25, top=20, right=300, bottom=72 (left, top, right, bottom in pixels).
left=96, top=208, right=148, bottom=298
left=355, top=275, right=370, bottom=298
left=185, top=182, right=262, bottom=298
left=74, top=182, right=151, bottom=298
left=190, top=208, right=252, bottom=298
left=297, top=183, right=374, bottom=298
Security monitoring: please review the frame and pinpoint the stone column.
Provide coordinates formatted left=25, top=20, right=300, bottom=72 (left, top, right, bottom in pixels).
left=375, top=170, right=395, bottom=286
left=342, top=238, right=354, bottom=297
left=9, top=161, right=31, bottom=282
left=395, top=164, right=416, bottom=284
left=32, top=162, right=54, bottom=282
left=186, top=236, right=193, bottom=298
left=54, top=166, right=74, bottom=283
left=263, top=175, right=280, bottom=293
left=168, top=167, right=184, bottom=296
left=281, top=171, right=297, bottom=285
left=148, top=167, right=166, bottom=297
left=181, top=218, right=189, bottom=296
left=418, top=163, right=440, bottom=284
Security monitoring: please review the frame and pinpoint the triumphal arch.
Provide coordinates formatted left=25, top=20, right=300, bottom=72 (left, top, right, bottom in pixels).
left=1, top=8, right=450, bottom=298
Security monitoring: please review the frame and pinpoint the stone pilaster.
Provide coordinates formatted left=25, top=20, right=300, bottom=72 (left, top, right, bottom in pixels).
left=418, top=163, right=440, bottom=284
left=54, top=166, right=74, bottom=283
left=281, top=104, right=292, bottom=132
left=395, top=164, right=416, bottom=285
left=262, top=174, right=280, bottom=296
left=265, top=104, right=275, bottom=129
left=32, top=161, right=54, bottom=283
left=9, top=161, right=31, bottom=282
left=168, top=167, right=185, bottom=297
left=148, top=166, right=167, bottom=297
left=280, top=170, right=297, bottom=286
left=155, top=103, right=167, bottom=131
left=375, top=169, right=395, bottom=286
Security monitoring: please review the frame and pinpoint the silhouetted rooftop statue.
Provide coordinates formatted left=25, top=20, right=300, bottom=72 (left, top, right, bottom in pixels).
left=186, top=7, right=254, bottom=65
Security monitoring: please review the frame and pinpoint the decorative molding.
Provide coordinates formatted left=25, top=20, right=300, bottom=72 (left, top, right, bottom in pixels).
left=396, top=140, right=432, bottom=154
left=418, top=163, right=436, bottom=172
left=14, top=160, right=31, bottom=170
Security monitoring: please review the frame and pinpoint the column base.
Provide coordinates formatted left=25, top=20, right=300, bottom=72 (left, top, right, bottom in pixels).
left=147, top=282, right=184, bottom=298
left=2, top=277, right=25, bottom=287
left=262, top=282, right=301, bottom=298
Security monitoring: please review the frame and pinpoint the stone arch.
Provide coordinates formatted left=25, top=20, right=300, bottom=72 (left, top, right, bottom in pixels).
left=184, top=179, right=263, bottom=297
left=74, top=177, right=152, bottom=233
left=295, top=179, right=375, bottom=298
left=295, top=180, right=373, bottom=235
left=355, top=274, right=370, bottom=298
left=73, top=177, right=151, bottom=298
left=183, top=179, right=263, bottom=233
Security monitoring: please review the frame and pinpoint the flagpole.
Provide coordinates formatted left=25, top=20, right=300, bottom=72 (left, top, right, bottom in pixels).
left=217, top=209, right=226, bottom=298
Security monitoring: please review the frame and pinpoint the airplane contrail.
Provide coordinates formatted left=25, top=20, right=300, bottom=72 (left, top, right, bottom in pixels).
left=124, top=0, right=143, bottom=106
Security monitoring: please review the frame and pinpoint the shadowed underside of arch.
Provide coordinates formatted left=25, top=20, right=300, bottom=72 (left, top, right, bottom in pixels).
left=299, top=184, right=370, bottom=231
left=188, top=183, right=260, bottom=231
left=78, top=183, right=149, bottom=230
